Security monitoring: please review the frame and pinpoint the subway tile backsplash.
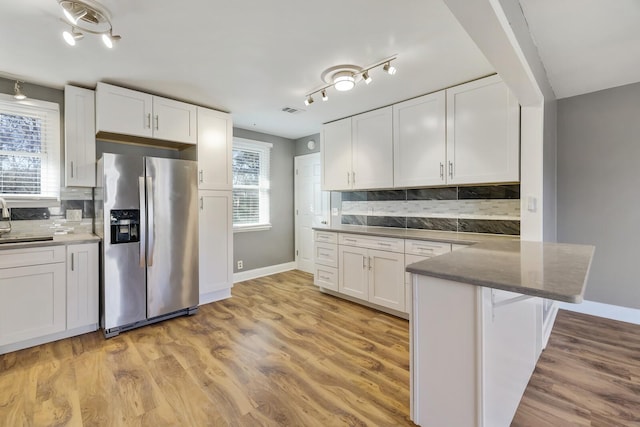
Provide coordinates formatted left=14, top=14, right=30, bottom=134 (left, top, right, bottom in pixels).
left=339, top=184, right=520, bottom=235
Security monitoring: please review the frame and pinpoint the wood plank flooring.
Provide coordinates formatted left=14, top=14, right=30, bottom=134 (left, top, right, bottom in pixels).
left=0, top=270, right=638, bottom=426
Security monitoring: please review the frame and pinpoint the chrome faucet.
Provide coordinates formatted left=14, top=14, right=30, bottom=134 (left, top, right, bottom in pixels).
left=0, top=197, right=11, bottom=235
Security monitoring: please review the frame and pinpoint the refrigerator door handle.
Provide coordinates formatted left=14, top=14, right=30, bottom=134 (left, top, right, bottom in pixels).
left=146, top=176, right=155, bottom=267
left=139, top=176, right=146, bottom=268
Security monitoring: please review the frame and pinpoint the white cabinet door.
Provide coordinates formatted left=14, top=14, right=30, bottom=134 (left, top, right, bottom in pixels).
left=199, top=191, right=233, bottom=296
left=393, top=91, right=446, bottom=187
left=339, top=245, right=368, bottom=300
left=64, top=85, right=96, bottom=187
left=66, top=243, right=99, bottom=330
left=0, top=263, right=66, bottom=346
left=153, top=96, right=197, bottom=144
left=321, top=118, right=352, bottom=191
left=446, top=75, right=520, bottom=185
left=352, top=106, right=393, bottom=189
left=197, top=107, right=232, bottom=190
left=96, top=82, right=153, bottom=138
left=368, top=249, right=404, bottom=311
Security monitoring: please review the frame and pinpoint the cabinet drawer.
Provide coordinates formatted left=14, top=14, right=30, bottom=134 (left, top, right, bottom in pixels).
left=314, top=265, right=338, bottom=291
left=0, top=245, right=66, bottom=269
left=315, top=230, right=338, bottom=244
left=405, top=240, right=451, bottom=257
left=339, top=233, right=404, bottom=253
left=315, top=242, right=338, bottom=268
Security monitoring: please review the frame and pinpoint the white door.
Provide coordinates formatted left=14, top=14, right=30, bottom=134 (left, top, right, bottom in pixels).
left=199, top=190, right=233, bottom=297
left=321, top=118, right=352, bottom=190
left=95, top=82, right=153, bottom=138
left=368, top=249, right=405, bottom=311
left=152, top=96, right=197, bottom=144
left=338, top=245, right=369, bottom=300
left=295, top=153, right=329, bottom=273
left=196, top=107, right=233, bottom=190
left=351, top=106, right=394, bottom=189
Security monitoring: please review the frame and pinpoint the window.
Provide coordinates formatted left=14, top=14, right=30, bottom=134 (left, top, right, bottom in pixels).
left=232, top=138, right=272, bottom=231
left=0, top=95, right=60, bottom=201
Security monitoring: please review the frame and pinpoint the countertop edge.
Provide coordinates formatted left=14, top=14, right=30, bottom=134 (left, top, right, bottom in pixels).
left=0, top=234, right=101, bottom=250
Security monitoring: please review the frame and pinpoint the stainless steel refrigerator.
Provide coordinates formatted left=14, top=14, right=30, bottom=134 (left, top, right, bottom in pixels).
left=95, top=153, right=199, bottom=337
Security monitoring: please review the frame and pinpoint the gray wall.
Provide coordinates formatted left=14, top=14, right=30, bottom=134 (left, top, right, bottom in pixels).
left=233, top=128, right=295, bottom=272
left=557, top=81, right=640, bottom=309
left=294, top=133, right=320, bottom=156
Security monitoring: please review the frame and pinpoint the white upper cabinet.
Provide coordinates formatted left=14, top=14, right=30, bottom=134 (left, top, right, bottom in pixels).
left=96, top=82, right=196, bottom=145
left=446, top=75, right=520, bottom=185
left=321, top=107, right=393, bottom=191
left=352, top=106, right=393, bottom=190
left=321, top=117, right=352, bottom=191
left=393, top=91, right=446, bottom=187
left=196, top=107, right=232, bottom=190
left=64, top=85, right=96, bottom=187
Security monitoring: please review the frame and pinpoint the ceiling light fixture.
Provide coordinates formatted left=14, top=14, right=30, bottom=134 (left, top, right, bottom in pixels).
left=13, top=81, right=26, bottom=100
left=304, top=55, right=397, bottom=106
left=58, top=0, right=122, bottom=49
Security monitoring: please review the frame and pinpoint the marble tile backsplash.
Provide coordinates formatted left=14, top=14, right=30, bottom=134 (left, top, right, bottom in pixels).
left=339, top=184, right=520, bottom=235
left=5, top=187, right=94, bottom=236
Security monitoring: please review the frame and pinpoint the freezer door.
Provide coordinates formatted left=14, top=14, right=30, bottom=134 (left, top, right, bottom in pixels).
left=145, top=156, right=199, bottom=318
left=101, top=153, right=147, bottom=330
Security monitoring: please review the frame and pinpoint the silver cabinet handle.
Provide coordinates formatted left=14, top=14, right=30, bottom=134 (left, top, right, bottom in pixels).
left=71, top=253, right=74, bottom=271
left=362, top=256, right=367, bottom=269
left=439, top=162, right=444, bottom=179
left=321, top=220, right=327, bottom=225
left=154, top=115, right=159, bottom=131
left=448, top=161, right=453, bottom=179
left=199, top=170, right=204, bottom=183
left=347, top=172, right=350, bottom=185
left=200, top=196, right=204, bottom=210
left=368, top=256, right=372, bottom=271
left=146, top=113, right=151, bottom=129
left=70, top=161, right=74, bottom=178
left=352, top=171, right=355, bottom=185
left=138, top=177, right=146, bottom=268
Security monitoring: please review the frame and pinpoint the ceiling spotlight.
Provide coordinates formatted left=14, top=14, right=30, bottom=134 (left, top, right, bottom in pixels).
left=13, top=81, right=26, bottom=100
left=304, top=95, right=314, bottom=106
left=383, top=62, right=397, bottom=75
left=362, top=70, right=372, bottom=84
left=321, top=90, right=328, bottom=101
left=102, top=31, right=121, bottom=48
left=62, top=7, right=87, bottom=25
left=63, top=28, right=84, bottom=46
left=333, top=72, right=356, bottom=91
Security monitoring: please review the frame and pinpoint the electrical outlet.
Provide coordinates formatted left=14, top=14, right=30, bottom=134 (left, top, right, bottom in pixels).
left=237, top=260, right=243, bottom=270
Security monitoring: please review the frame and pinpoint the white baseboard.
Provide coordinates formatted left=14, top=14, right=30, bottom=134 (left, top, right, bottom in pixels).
left=233, top=261, right=297, bottom=283
left=559, top=300, right=640, bottom=325
left=199, top=287, right=232, bottom=305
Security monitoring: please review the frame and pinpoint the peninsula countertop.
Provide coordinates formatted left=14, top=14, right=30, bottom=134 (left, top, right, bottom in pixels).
left=406, top=240, right=595, bottom=303
left=0, top=233, right=100, bottom=250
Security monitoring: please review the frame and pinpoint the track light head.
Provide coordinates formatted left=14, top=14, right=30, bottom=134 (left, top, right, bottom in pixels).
left=62, top=7, right=87, bottom=25
left=102, top=31, right=121, bottom=48
left=63, top=28, right=84, bottom=46
left=13, top=81, right=26, bottom=100
left=304, top=95, right=314, bottom=106
left=383, top=62, right=397, bottom=75
left=362, top=70, right=372, bottom=84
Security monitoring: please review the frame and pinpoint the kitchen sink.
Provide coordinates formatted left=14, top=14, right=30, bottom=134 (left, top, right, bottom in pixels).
left=0, top=235, right=54, bottom=244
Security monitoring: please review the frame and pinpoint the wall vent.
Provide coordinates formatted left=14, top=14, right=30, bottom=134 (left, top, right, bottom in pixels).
left=281, top=107, right=305, bottom=114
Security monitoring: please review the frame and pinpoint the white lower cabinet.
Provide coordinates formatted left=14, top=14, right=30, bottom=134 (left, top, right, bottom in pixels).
left=198, top=190, right=233, bottom=304
left=0, top=242, right=99, bottom=354
left=367, top=249, right=405, bottom=311
left=338, top=245, right=370, bottom=300
left=66, top=243, right=99, bottom=330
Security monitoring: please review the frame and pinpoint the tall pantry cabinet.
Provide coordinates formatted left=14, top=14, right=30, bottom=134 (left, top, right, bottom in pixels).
left=197, top=107, right=234, bottom=304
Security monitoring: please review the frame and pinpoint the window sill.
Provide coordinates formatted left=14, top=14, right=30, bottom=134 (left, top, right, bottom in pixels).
left=233, top=224, right=272, bottom=233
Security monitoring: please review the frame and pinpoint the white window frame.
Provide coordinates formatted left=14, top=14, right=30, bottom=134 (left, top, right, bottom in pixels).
left=0, top=94, right=60, bottom=206
left=232, top=137, right=272, bottom=232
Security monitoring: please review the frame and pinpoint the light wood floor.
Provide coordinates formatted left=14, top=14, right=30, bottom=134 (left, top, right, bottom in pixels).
left=0, top=270, right=638, bottom=426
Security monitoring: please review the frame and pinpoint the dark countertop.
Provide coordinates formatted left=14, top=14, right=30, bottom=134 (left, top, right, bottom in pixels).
left=406, top=240, right=595, bottom=303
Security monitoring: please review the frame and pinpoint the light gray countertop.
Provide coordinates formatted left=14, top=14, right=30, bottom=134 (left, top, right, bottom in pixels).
left=406, top=240, right=595, bottom=303
left=313, top=224, right=517, bottom=245
left=0, top=233, right=100, bottom=250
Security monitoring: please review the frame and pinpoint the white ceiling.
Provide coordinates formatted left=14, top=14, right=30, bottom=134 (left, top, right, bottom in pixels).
left=0, top=0, right=494, bottom=139
left=519, top=0, right=640, bottom=99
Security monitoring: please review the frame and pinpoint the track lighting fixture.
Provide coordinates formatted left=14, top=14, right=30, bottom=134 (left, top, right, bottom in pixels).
left=304, top=55, right=397, bottom=106
left=383, top=62, right=397, bottom=75
left=58, top=0, right=122, bottom=49
left=13, top=81, right=26, bottom=100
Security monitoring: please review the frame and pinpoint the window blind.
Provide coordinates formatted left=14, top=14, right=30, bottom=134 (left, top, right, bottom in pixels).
left=0, top=95, right=60, bottom=199
left=232, top=138, right=272, bottom=229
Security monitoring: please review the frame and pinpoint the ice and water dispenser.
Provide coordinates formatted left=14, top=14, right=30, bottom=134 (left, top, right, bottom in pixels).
left=110, top=209, right=140, bottom=244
